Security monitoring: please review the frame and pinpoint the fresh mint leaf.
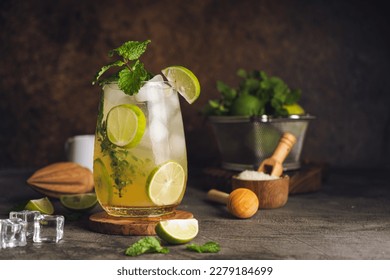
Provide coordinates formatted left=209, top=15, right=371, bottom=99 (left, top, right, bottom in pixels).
left=110, top=40, right=151, bottom=61
left=125, top=237, right=169, bottom=257
left=242, top=78, right=260, bottom=94
left=260, top=70, right=268, bottom=80
left=217, top=81, right=236, bottom=101
left=285, top=89, right=301, bottom=104
left=209, top=99, right=220, bottom=108
left=203, top=69, right=303, bottom=117
left=92, top=60, right=125, bottom=85
left=237, top=68, right=247, bottom=78
left=186, top=241, right=220, bottom=253
left=93, top=40, right=151, bottom=95
left=118, top=60, right=149, bottom=95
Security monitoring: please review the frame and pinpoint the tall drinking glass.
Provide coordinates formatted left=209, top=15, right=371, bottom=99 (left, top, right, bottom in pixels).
left=93, top=79, right=187, bottom=217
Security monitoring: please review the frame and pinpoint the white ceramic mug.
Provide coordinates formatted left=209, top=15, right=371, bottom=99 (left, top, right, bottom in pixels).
left=65, top=135, right=95, bottom=171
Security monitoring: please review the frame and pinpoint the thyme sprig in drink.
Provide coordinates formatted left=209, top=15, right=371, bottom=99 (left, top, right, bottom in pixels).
left=92, top=40, right=200, bottom=217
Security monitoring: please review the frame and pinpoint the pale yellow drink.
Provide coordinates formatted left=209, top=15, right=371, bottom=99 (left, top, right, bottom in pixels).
left=93, top=79, right=187, bottom=217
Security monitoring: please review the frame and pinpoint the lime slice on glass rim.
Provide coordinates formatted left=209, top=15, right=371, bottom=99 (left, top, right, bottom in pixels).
left=106, top=104, right=146, bottom=148
left=146, top=161, right=186, bottom=206
left=60, top=193, right=98, bottom=212
left=161, top=66, right=201, bottom=104
left=155, top=218, right=199, bottom=245
left=25, top=197, right=54, bottom=214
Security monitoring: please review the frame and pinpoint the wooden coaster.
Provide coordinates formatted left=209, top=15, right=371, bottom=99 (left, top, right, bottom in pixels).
left=88, top=210, right=193, bottom=236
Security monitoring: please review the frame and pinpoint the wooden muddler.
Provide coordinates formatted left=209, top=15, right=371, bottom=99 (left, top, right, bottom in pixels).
left=257, top=132, right=297, bottom=177
left=207, top=188, right=259, bottom=219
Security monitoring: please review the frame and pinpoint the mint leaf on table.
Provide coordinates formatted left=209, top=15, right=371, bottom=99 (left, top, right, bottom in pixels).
left=125, top=237, right=169, bottom=257
left=186, top=241, right=220, bottom=253
left=93, top=40, right=152, bottom=95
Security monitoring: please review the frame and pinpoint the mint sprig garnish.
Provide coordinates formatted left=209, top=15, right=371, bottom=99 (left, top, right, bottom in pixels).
left=109, top=40, right=150, bottom=61
left=92, top=40, right=152, bottom=95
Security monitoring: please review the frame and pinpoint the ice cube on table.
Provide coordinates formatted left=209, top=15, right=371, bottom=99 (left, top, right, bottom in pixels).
left=33, top=215, right=64, bottom=243
left=9, top=210, right=40, bottom=238
left=0, top=218, right=27, bottom=249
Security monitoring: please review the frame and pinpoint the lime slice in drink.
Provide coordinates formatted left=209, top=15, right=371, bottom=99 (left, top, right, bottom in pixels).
left=25, top=197, right=54, bottom=214
left=155, top=218, right=199, bottom=245
left=93, top=158, right=113, bottom=203
left=106, top=104, right=146, bottom=148
left=60, top=193, right=98, bottom=212
left=146, top=161, right=186, bottom=206
left=161, top=66, right=201, bottom=104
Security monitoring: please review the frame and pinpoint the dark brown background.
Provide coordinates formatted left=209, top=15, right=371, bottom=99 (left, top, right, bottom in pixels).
left=1, top=0, right=389, bottom=169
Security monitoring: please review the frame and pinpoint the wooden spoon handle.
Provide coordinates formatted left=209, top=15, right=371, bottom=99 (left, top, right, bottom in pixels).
left=207, top=189, right=229, bottom=205
left=271, top=132, right=297, bottom=163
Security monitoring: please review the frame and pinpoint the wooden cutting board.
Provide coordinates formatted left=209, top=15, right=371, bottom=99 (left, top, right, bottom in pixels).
left=287, top=164, right=323, bottom=194
left=88, top=210, right=193, bottom=236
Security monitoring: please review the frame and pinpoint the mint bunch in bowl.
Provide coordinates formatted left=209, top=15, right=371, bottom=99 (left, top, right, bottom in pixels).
left=203, top=69, right=304, bottom=117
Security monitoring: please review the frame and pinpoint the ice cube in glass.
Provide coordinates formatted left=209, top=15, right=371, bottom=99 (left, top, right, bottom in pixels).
left=9, top=210, right=40, bottom=238
left=136, top=74, right=165, bottom=102
left=33, top=215, right=64, bottom=243
left=0, top=218, right=27, bottom=248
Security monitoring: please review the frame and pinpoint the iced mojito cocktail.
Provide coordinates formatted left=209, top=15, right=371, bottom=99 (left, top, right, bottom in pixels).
left=92, top=40, right=200, bottom=217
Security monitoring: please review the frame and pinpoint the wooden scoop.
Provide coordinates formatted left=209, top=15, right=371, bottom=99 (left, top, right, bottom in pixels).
left=257, top=132, right=297, bottom=177
left=207, top=188, right=259, bottom=219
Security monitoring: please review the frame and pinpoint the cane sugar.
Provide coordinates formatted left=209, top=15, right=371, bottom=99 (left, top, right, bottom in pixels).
left=237, top=170, right=279, bottom=181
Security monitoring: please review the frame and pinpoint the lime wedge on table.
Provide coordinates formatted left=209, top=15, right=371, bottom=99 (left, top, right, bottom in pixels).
left=161, top=66, right=200, bottom=104
left=25, top=197, right=54, bottom=214
left=60, top=193, right=98, bottom=212
left=146, top=161, right=186, bottom=206
left=106, top=104, right=146, bottom=148
left=155, top=218, right=199, bottom=245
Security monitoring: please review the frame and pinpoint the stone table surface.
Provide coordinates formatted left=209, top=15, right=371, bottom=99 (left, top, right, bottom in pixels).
left=0, top=168, right=389, bottom=260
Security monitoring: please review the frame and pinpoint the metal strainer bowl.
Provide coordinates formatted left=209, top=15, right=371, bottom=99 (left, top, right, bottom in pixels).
left=209, top=115, right=315, bottom=171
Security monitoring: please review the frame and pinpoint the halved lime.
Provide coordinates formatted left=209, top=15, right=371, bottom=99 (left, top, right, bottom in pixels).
left=60, top=193, right=98, bottom=212
left=25, top=197, right=54, bottom=214
left=106, top=104, right=146, bottom=148
left=155, top=218, right=198, bottom=245
left=146, top=161, right=186, bottom=206
left=161, top=66, right=201, bottom=104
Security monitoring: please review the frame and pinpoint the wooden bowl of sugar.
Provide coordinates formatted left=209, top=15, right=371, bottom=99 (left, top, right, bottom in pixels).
left=231, top=170, right=289, bottom=209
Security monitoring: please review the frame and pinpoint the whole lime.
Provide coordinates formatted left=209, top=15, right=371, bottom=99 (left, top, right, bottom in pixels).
left=230, top=94, right=263, bottom=116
